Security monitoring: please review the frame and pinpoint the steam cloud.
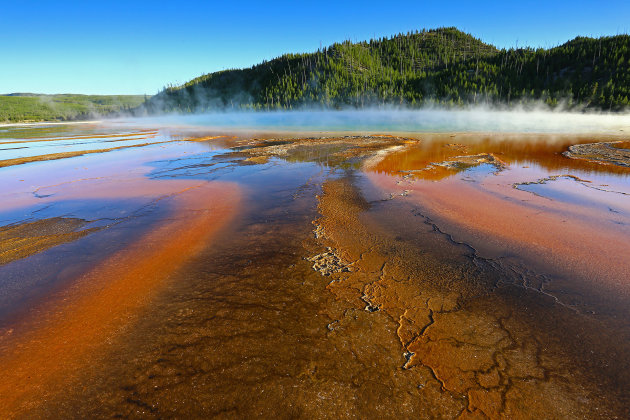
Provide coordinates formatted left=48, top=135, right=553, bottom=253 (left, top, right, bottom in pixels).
left=119, top=105, right=630, bottom=134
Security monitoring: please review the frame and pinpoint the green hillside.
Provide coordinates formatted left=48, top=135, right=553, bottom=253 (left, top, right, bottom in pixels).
left=0, top=94, right=146, bottom=123
left=147, top=27, right=630, bottom=112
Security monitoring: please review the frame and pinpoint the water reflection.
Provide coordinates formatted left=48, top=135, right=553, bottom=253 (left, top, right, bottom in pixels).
left=371, top=133, right=630, bottom=180
left=0, top=122, right=629, bottom=418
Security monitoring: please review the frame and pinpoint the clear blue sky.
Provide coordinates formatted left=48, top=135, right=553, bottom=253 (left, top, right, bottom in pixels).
left=1, top=0, right=628, bottom=95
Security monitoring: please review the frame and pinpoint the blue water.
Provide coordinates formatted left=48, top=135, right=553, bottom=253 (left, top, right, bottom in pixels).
left=122, top=109, right=630, bottom=134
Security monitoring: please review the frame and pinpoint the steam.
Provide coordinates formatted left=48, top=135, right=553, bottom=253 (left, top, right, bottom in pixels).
left=119, top=105, right=630, bottom=134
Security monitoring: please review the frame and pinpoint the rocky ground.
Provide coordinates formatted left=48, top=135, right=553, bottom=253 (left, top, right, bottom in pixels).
left=564, top=141, right=630, bottom=167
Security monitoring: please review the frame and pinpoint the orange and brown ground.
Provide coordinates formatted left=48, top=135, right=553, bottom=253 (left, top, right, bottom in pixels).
left=0, top=127, right=629, bottom=418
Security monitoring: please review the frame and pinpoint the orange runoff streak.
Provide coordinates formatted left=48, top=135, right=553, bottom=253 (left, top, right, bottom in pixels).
left=367, top=171, right=630, bottom=294
left=0, top=181, right=242, bottom=417
left=13, top=130, right=160, bottom=142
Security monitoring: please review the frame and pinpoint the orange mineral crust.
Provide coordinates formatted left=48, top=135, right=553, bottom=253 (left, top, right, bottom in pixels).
left=366, top=138, right=630, bottom=313
left=1, top=124, right=629, bottom=418
left=0, top=181, right=241, bottom=417
left=369, top=132, right=630, bottom=178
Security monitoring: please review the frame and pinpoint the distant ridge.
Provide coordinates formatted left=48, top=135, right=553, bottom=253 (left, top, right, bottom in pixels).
left=3, top=93, right=42, bottom=97
left=0, top=94, right=145, bottom=123
left=146, top=27, right=629, bottom=112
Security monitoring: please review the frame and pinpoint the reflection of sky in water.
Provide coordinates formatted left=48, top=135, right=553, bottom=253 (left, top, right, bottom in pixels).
left=0, top=197, right=159, bottom=227
left=371, top=135, right=630, bottom=181
left=147, top=148, right=233, bottom=180
left=0, top=140, right=215, bottom=226
left=2, top=120, right=629, bottom=229
left=147, top=149, right=328, bottom=195
left=458, top=163, right=498, bottom=178
left=0, top=123, right=170, bottom=160
left=515, top=176, right=630, bottom=215
left=0, top=136, right=162, bottom=160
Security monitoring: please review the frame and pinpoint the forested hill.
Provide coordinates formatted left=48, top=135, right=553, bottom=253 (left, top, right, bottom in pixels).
left=146, top=27, right=630, bottom=112
left=0, top=94, right=145, bottom=123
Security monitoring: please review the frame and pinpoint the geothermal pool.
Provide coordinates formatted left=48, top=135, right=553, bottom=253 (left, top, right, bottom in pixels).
left=0, top=114, right=629, bottom=418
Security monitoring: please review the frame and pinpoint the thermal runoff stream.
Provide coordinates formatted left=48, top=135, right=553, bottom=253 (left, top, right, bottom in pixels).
left=0, top=111, right=629, bottom=418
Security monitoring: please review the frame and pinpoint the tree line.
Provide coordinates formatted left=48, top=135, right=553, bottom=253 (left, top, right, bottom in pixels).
left=146, top=27, right=630, bottom=112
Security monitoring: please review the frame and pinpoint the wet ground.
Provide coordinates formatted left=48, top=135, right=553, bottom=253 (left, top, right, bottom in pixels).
left=0, top=121, right=629, bottom=418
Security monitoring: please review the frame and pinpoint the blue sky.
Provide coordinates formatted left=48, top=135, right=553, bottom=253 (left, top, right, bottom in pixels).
left=1, top=0, right=628, bottom=95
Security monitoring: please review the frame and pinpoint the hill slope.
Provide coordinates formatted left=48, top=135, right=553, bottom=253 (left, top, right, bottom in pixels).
left=0, top=94, right=146, bottom=123
left=148, top=27, right=630, bottom=112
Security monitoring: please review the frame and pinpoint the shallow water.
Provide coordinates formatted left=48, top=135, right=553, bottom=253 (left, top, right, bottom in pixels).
left=122, top=109, right=630, bottom=133
left=0, top=119, right=629, bottom=418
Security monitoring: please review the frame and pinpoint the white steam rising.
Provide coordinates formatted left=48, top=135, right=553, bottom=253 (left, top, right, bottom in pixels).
left=119, top=105, right=630, bottom=134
